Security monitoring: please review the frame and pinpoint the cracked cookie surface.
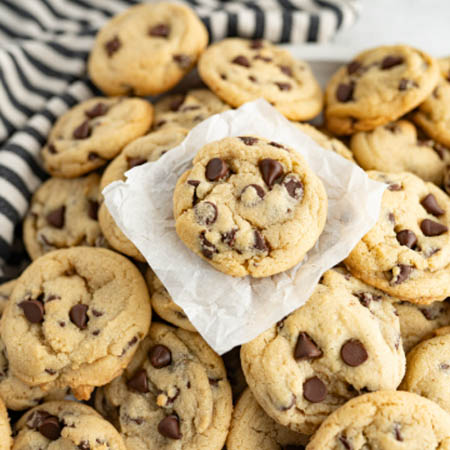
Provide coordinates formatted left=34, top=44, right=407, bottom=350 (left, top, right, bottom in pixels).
left=95, top=322, right=232, bottom=450
left=198, top=38, right=323, bottom=120
left=41, top=97, right=153, bottom=178
left=241, top=268, right=405, bottom=435
left=325, top=45, right=439, bottom=135
left=173, top=136, right=327, bottom=277
left=88, top=2, right=208, bottom=96
left=345, top=171, right=450, bottom=303
left=1, top=248, right=151, bottom=400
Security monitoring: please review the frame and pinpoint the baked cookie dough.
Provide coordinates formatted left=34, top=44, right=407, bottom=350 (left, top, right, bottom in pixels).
left=0, top=397, right=11, bottom=450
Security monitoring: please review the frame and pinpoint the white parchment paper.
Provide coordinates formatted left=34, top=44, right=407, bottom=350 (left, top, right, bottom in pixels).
left=104, top=99, right=385, bottom=354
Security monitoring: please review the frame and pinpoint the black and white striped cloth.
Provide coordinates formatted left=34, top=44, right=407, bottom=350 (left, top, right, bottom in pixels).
left=0, top=0, right=360, bottom=276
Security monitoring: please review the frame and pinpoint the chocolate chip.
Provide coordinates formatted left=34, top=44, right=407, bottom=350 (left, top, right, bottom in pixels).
left=69, top=304, right=89, bottom=330
left=173, top=54, right=191, bottom=69
left=239, top=136, right=258, bottom=145
left=85, top=103, right=108, bottom=119
left=269, top=141, right=288, bottom=150
left=88, top=152, right=99, bottom=161
left=283, top=175, right=304, bottom=200
left=250, top=40, right=263, bottom=49
left=92, top=309, right=103, bottom=317
left=241, top=184, right=265, bottom=201
left=254, top=230, right=268, bottom=252
left=27, top=410, right=50, bottom=429
left=385, top=123, right=399, bottom=133
left=148, top=344, right=172, bottom=368
left=381, top=55, right=404, bottom=69
left=46, top=206, right=65, bottom=228
left=303, top=376, right=327, bottom=403
left=398, top=78, right=418, bottom=90
left=336, top=82, right=354, bottom=102
left=221, top=229, right=238, bottom=247
left=259, top=158, right=284, bottom=188
left=396, top=229, right=417, bottom=249
left=388, top=212, right=395, bottom=224
left=45, top=368, right=56, bottom=375
left=338, top=435, right=353, bottom=450
left=394, top=423, right=403, bottom=441
left=199, top=231, right=217, bottom=259
left=187, top=180, right=200, bottom=187
left=48, top=143, right=57, bottom=154
left=248, top=75, right=257, bottom=82
left=169, top=96, right=185, bottom=111
left=194, top=201, right=217, bottom=226
left=149, top=24, right=170, bottom=37
left=279, top=65, right=293, bottom=77
left=127, top=157, right=147, bottom=169
left=88, top=200, right=99, bottom=220
left=421, top=194, right=445, bottom=216
left=275, top=82, right=291, bottom=91
left=78, top=441, right=91, bottom=450
left=232, top=55, right=250, bottom=67
left=254, top=55, right=272, bottom=62
left=294, top=332, right=323, bottom=360
left=341, top=339, right=368, bottom=366
left=105, top=36, right=121, bottom=57
left=73, top=120, right=91, bottom=139
left=347, top=60, right=362, bottom=75
left=206, top=158, right=229, bottom=181
left=127, top=369, right=149, bottom=393
left=38, top=415, right=61, bottom=440
left=440, top=363, right=450, bottom=370
left=433, top=143, right=446, bottom=160
left=354, top=291, right=381, bottom=307
left=391, top=264, right=412, bottom=285
left=158, top=414, right=182, bottom=440
left=19, top=299, right=44, bottom=323
left=388, top=183, right=402, bottom=191
left=420, top=219, right=448, bottom=236
left=220, top=74, right=227, bottom=80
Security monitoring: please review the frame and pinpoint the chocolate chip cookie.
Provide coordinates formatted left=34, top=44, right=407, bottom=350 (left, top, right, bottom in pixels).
left=414, top=57, right=450, bottom=148
left=23, top=173, right=105, bottom=260
left=1, top=248, right=151, bottom=400
left=306, top=391, right=450, bottom=449
left=99, top=127, right=187, bottom=261
left=241, top=268, right=405, bottom=435
left=198, top=38, right=323, bottom=120
left=400, top=330, right=450, bottom=414
left=226, top=389, right=309, bottom=450
left=0, top=397, right=11, bottom=449
left=88, top=2, right=208, bottom=96
left=95, top=323, right=232, bottom=450
left=350, top=120, right=450, bottom=184
left=13, top=401, right=126, bottom=449
left=152, top=89, right=231, bottom=131
left=41, top=97, right=153, bottom=178
left=173, top=136, right=328, bottom=277
left=345, top=171, right=450, bottom=303
left=325, top=45, right=439, bottom=135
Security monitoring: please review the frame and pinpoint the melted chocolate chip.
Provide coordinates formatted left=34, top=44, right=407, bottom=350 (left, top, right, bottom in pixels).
left=381, top=55, right=404, bottom=69
left=275, top=82, right=291, bottom=91
left=241, top=184, right=265, bottom=202
left=19, top=299, right=44, bottom=323
left=221, top=229, right=238, bottom=247
left=355, top=292, right=381, bottom=308
left=148, top=344, right=172, bottom=368
left=92, top=309, right=103, bottom=317
left=254, top=230, right=268, bottom=252
left=254, top=54, right=272, bottom=62
left=206, top=158, right=229, bottom=181
left=340, top=339, right=368, bottom=366
left=78, top=441, right=91, bottom=450
left=48, top=143, right=57, bottom=154
left=250, top=40, right=263, bottom=49
left=338, top=435, right=353, bottom=450
left=127, top=369, right=149, bottom=393
left=38, top=415, right=61, bottom=440
left=391, top=264, right=412, bottom=285
left=279, top=65, right=293, bottom=77
left=199, top=231, right=217, bottom=259
left=85, top=103, right=108, bottom=119
left=27, top=410, right=50, bottom=429
left=149, top=24, right=170, bottom=37
left=105, top=36, right=121, bottom=57
left=88, top=152, right=99, bottom=161
left=232, top=55, right=250, bottom=67
left=158, top=414, right=182, bottom=439
left=394, top=423, right=403, bottom=441
left=69, top=304, right=89, bottom=330
left=169, top=96, right=185, bottom=112
left=421, top=194, right=445, bottom=216
left=396, top=229, right=417, bottom=249
left=248, top=75, right=257, bottom=82
left=73, top=120, right=91, bottom=140
left=283, top=175, right=304, bottom=200
left=46, top=206, right=65, bottom=228
left=259, top=158, right=284, bottom=188
left=303, top=376, right=327, bottom=403
left=420, top=219, right=448, bottom=236
left=398, top=78, right=418, bottom=90
left=194, top=201, right=218, bottom=226
left=187, top=180, right=200, bottom=187
left=127, top=157, right=147, bottom=169
left=88, top=200, right=99, bottom=220
left=239, top=136, right=258, bottom=145
left=269, top=141, right=287, bottom=150
left=173, top=54, right=191, bottom=69
left=347, top=60, right=362, bottom=75
left=336, top=82, right=354, bottom=102
left=294, top=332, right=323, bottom=361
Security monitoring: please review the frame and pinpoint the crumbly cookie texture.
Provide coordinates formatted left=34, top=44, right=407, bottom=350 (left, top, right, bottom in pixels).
left=88, top=2, right=208, bottom=96
left=394, top=299, right=450, bottom=352
left=350, top=120, right=450, bottom=184
left=226, top=389, right=309, bottom=450
left=1, top=248, right=151, bottom=400
left=145, top=268, right=195, bottom=332
left=295, top=123, right=355, bottom=161
left=41, top=97, right=153, bottom=178
left=173, top=136, right=327, bottom=277
left=325, top=45, right=439, bottom=135
left=198, top=38, right=323, bottom=120
left=99, top=127, right=187, bottom=262
left=13, top=401, right=126, bottom=449
left=23, top=173, right=106, bottom=260
left=414, top=57, right=450, bottom=148
left=400, top=330, right=450, bottom=414
left=306, top=391, right=450, bottom=450
left=345, top=171, right=450, bottom=303
left=241, top=268, right=405, bottom=435
left=95, top=323, right=232, bottom=450
left=152, top=89, right=231, bottom=131
left=0, top=396, right=11, bottom=449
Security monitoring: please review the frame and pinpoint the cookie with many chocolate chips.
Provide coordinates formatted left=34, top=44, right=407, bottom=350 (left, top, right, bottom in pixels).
left=173, top=136, right=327, bottom=277
left=23, top=173, right=106, bottom=260
left=41, top=97, right=153, bottom=178
left=88, top=2, right=208, bottom=96
left=1, top=248, right=151, bottom=400
left=152, top=89, right=231, bottom=131
left=145, top=268, right=195, bottom=331
left=94, top=323, right=232, bottom=450
left=306, top=391, right=450, bottom=449
left=414, top=57, right=450, bottom=148
left=13, top=401, right=126, bottom=449
left=0, top=397, right=11, bottom=449
left=227, top=389, right=309, bottom=450
left=241, top=268, right=405, bottom=435
left=345, top=171, right=450, bottom=303
left=400, top=330, right=450, bottom=415
left=198, top=38, right=323, bottom=120
left=325, top=45, right=439, bottom=135
left=99, top=127, right=187, bottom=261
left=350, top=120, right=450, bottom=184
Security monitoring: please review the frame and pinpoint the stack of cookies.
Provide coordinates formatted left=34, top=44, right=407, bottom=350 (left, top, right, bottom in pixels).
left=1, top=1, right=450, bottom=449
